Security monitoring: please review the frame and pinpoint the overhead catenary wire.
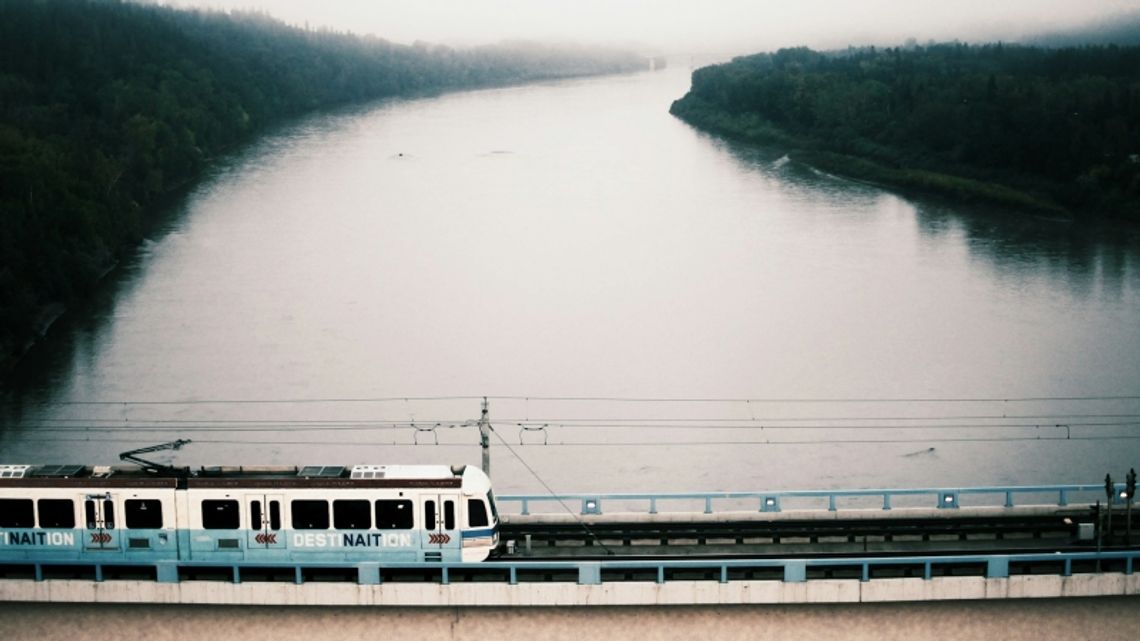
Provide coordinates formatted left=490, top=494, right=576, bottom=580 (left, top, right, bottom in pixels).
left=484, top=415, right=615, bottom=556
left=487, top=395, right=1140, bottom=403
left=10, top=393, right=1140, bottom=407
left=10, top=419, right=1140, bottom=433
left=8, top=433, right=1140, bottom=447
left=6, top=395, right=1140, bottom=448
left=3, top=396, right=488, bottom=406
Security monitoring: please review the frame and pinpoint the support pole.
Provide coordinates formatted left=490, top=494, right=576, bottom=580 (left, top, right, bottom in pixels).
left=1127, top=468, right=1136, bottom=546
left=1105, top=474, right=1114, bottom=546
left=1095, top=501, right=1102, bottom=572
left=478, top=397, right=491, bottom=478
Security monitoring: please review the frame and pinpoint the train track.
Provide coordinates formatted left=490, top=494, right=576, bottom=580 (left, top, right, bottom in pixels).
left=496, top=511, right=1140, bottom=561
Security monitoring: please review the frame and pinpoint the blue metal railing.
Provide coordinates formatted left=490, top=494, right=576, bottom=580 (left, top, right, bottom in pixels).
left=8, top=550, right=1138, bottom=586
left=498, top=483, right=1129, bottom=516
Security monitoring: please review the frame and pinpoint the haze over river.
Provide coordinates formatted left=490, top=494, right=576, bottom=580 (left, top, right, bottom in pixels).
left=2, top=67, right=1139, bottom=495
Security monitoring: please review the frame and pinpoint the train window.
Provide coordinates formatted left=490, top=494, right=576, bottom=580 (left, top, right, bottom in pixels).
left=103, top=499, right=116, bottom=529
left=0, top=499, right=34, bottom=527
left=467, top=499, right=489, bottom=528
left=375, top=500, right=413, bottom=529
left=424, top=500, right=437, bottom=530
left=126, top=499, right=163, bottom=529
left=269, top=500, right=281, bottom=530
left=487, top=490, right=500, bottom=521
left=291, top=500, right=329, bottom=530
left=333, top=500, right=371, bottom=530
left=37, top=499, right=75, bottom=528
left=201, top=500, right=240, bottom=529
left=250, top=500, right=263, bottom=529
left=443, top=500, right=455, bottom=530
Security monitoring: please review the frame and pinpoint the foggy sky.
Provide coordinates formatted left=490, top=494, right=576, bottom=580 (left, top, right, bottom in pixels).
left=168, top=0, right=1137, bottom=54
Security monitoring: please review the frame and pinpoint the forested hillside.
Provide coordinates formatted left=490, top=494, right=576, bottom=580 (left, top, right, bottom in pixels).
left=0, top=0, right=646, bottom=369
left=670, top=44, right=1140, bottom=219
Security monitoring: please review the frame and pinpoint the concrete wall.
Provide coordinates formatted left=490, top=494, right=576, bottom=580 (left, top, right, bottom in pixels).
left=1, top=573, right=1137, bottom=606
left=1, top=598, right=1138, bottom=641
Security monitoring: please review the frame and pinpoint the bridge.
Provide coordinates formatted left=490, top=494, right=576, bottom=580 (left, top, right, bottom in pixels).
left=1, top=482, right=1137, bottom=607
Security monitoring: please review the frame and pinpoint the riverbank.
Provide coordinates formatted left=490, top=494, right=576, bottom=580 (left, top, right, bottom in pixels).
left=668, top=44, right=1140, bottom=222
left=0, top=1, right=647, bottom=376
left=670, top=95, right=1071, bottom=219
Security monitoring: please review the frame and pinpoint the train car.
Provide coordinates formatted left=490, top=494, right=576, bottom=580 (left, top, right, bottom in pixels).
left=0, top=463, right=499, bottom=565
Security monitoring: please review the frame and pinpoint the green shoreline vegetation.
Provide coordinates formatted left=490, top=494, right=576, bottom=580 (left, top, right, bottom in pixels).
left=0, top=0, right=647, bottom=371
left=670, top=44, right=1140, bottom=220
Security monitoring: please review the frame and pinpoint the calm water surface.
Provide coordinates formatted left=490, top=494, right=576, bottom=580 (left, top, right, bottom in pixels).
left=3, top=68, right=1139, bottom=494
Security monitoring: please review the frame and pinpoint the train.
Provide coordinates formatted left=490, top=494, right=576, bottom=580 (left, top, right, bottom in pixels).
left=0, top=462, right=500, bottom=564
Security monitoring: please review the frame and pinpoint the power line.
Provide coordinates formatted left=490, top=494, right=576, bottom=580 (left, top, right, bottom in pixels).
left=487, top=421, right=614, bottom=555
left=11, top=418, right=477, bottom=428
left=10, top=419, right=1140, bottom=433
left=497, top=413, right=1140, bottom=423
left=18, top=411, right=1140, bottom=423
left=6, top=395, right=486, bottom=407
left=488, top=395, right=1140, bottom=404
left=505, top=420, right=1140, bottom=431
left=10, top=394, right=1140, bottom=408
left=8, top=428, right=1140, bottom=444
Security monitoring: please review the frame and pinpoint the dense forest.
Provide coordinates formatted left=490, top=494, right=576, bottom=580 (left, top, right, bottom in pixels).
left=0, top=0, right=646, bottom=370
left=670, top=44, right=1140, bottom=219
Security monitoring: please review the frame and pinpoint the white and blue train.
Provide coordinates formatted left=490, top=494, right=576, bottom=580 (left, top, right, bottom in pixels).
left=0, top=463, right=500, bottom=564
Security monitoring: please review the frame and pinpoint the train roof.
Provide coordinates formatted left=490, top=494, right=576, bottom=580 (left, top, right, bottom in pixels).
left=0, top=463, right=491, bottom=491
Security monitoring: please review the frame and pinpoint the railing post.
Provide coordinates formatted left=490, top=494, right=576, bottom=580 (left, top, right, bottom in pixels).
left=294, top=566, right=303, bottom=584
left=828, top=495, right=837, bottom=512
left=986, top=557, right=1009, bottom=579
left=1004, top=491, right=1014, bottom=508
left=649, top=497, right=658, bottom=515
left=657, top=566, right=665, bottom=584
left=233, top=566, right=241, bottom=584
left=861, top=564, right=869, bottom=582
left=156, top=561, right=179, bottom=584
left=1059, top=489, right=1069, bottom=506
left=578, top=562, right=601, bottom=585
left=520, top=498, right=530, bottom=516
left=704, top=496, right=713, bottom=515
left=783, top=561, right=806, bottom=583
left=34, top=564, right=43, bottom=582
left=94, top=564, right=103, bottom=583
left=357, top=563, right=379, bottom=585
left=924, top=562, right=932, bottom=580
left=882, top=494, right=892, bottom=510
left=441, top=567, right=450, bottom=585
left=509, top=566, right=517, bottom=585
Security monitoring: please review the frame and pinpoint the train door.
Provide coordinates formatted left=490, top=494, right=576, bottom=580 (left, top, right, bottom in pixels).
left=245, top=494, right=285, bottom=550
left=420, top=495, right=458, bottom=555
left=83, top=494, right=121, bottom=551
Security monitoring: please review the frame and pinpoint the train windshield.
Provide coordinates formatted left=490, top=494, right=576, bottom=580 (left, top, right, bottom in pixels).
left=487, top=491, right=500, bottom=523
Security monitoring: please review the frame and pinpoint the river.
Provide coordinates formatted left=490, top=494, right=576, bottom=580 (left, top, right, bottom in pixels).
left=2, top=66, right=1138, bottom=495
